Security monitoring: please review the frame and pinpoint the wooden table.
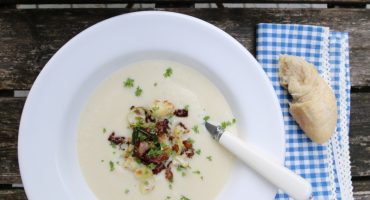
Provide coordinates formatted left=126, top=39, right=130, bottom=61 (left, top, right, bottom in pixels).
left=0, top=1, right=369, bottom=199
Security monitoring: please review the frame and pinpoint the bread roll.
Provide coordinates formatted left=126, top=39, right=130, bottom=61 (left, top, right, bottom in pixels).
left=278, top=55, right=337, bottom=144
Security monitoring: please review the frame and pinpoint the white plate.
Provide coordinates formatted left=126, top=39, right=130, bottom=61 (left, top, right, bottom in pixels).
left=18, top=11, right=285, bottom=200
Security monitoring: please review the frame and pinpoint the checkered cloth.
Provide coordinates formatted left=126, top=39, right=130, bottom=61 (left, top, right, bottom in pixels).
left=256, top=23, right=352, bottom=199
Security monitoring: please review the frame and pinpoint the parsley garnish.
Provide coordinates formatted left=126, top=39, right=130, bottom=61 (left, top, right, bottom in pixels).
left=110, top=142, right=117, bottom=149
left=163, top=67, right=173, bottom=78
left=203, top=116, right=210, bottom=122
left=195, top=149, right=201, bottom=155
left=192, top=170, right=201, bottom=175
left=180, top=195, right=190, bottom=200
left=176, top=165, right=185, bottom=172
left=220, top=118, right=236, bottom=130
left=187, top=138, right=195, bottom=144
left=184, top=105, right=189, bottom=111
left=134, top=158, right=142, bottom=164
left=169, top=183, right=173, bottom=190
left=109, top=161, right=115, bottom=171
left=192, top=125, right=199, bottom=134
left=135, top=86, right=143, bottom=97
left=147, top=148, right=163, bottom=157
left=124, top=189, right=129, bottom=194
left=123, top=78, right=134, bottom=88
left=144, top=180, right=149, bottom=186
left=206, top=156, right=212, bottom=161
left=147, top=163, right=156, bottom=170
left=102, top=128, right=106, bottom=133
left=165, top=196, right=171, bottom=200
left=154, top=82, right=158, bottom=87
left=181, top=172, right=186, bottom=177
left=101, top=160, right=104, bottom=163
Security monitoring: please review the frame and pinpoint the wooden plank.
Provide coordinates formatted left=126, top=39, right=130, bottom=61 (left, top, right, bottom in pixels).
left=0, top=0, right=369, bottom=5
left=0, top=93, right=369, bottom=183
left=0, top=98, right=24, bottom=184
left=0, top=189, right=27, bottom=200
left=353, top=179, right=370, bottom=200
left=350, top=93, right=370, bottom=177
left=1, top=184, right=369, bottom=200
left=0, top=9, right=370, bottom=90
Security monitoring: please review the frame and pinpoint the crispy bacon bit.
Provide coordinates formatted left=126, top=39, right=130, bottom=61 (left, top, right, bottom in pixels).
left=172, top=144, right=179, bottom=153
left=182, top=140, right=193, bottom=149
left=185, top=149, right=195, bottom=158
left=108, top=132, right=125, bottom=145
left=142, top=154, right=169, bottom=165
left=156, top=119, right=169, bottom=136
left=174, top=109, right=188, bottom=117
left=152, top=163, right=166, bottom=174
left=165, top=167, right=173, bottom=182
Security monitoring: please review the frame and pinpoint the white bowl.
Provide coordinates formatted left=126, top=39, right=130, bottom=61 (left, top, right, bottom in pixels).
left=18, top=11, right=285, bottom=200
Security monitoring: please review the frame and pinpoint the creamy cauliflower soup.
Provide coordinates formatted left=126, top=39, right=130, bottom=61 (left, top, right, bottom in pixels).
left=77, top=60, right=237, bottom=200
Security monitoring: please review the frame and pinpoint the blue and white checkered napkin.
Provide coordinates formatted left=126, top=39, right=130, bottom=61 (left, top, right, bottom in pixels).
left=256, top=23, right=353, bottom=199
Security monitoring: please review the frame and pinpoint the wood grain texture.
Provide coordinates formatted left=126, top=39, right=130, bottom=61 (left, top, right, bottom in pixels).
left=0, top=8, right=370, bottom=90
left=0, top=0, right=369, bottom=5
left=0, top=189, right=27, bottom=200
left=0, top=185, right=365, bottom=200
left=350, top=93, right=370, bottom=177
left=0, top=98, right=24, bottom=184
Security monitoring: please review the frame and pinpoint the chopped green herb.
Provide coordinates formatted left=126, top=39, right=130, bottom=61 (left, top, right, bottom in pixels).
left=192, top=170, right=201, bottom=175
left=163, top=67, right=173, bottom=78
left=200, top=176, right=204, bottom=180
left=154, top=82, right=158, bottom=87
left=110, top=142, right=117, bottom=149
left=180, top=195, right=190, bottom=200
left=148, top=163, right=156, bottom=170
left=124, top=189, right=129, bottom=194
left=220, top=118, right=237, bottom=130
left=203, top=116, right=210, bottom=122
left=134, top=158, right=142, bottom=164
left=187, top=138, right=195, bottom=144
left=147, top=148, right=163, bottom=157
left=184, top=105, right=189, bottom=111
left=195, top=149, right=201, bottom=155
left=102, top=128, right=106, bottom=133
left=138, top=133, right=147, bottom=141
left=109, top=161, right=115, bottom=171
left=144, top=180, right=149, bottom=186
left=176, top=165, right=186, bottom=172
left=192, top=125, right=199, bottom=134
left=113, top=151, right=116, bottom=154
left=101, top=160, right=104, bottom=163
left=123, top=78, right=135, bottom=88
left=181, top=172, right=186, bottom=177
left=165, top=196, right=171, bottom=200
left=116, top=161, right=119, bottom=165
left=169, top=183, right=173, bottom=190
left=206, top=156, right=213, bottom=161
left=220, top=121, right=232, bottom=130
left=135, top=86, right=143, bottom=97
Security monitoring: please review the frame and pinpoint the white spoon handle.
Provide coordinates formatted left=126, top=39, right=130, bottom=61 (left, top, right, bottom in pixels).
left=220, top=133, right=312, bottom=200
